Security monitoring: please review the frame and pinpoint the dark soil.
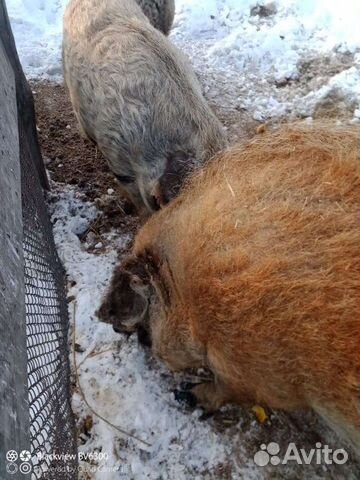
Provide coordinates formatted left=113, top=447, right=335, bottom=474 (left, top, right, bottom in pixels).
left=31, top=80, right=139, bottom=240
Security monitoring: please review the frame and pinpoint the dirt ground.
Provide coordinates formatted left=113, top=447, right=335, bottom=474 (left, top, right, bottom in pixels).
left=32, top=81, right=139, bottom=245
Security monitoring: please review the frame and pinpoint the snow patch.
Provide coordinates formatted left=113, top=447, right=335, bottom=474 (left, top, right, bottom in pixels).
left=7, top=0, right=67, bottom=79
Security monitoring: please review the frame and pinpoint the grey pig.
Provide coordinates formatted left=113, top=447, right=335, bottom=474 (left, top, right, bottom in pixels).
left=63, top=0, right=227, bottom=215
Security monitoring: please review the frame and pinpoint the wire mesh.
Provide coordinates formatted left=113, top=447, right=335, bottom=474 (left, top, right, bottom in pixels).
left=20, top=126, right=78, bottom=479
left=0, top=0, right=77, bottom=476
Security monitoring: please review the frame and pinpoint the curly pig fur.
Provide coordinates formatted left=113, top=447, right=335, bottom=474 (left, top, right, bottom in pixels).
left=62, top=0, right=226, bottom=215
left=112, top=124, right=360, bottom=452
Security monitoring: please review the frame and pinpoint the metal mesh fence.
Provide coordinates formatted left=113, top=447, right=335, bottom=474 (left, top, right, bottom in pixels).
left=1, top=1, right=78, bottom=478
left=20, top=125, right=78, bottom=479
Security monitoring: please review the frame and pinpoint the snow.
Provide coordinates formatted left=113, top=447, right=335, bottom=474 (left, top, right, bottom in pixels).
left=6, top=0, right=67, bottom=79
left=6, top=0, right=360, bottom=477
left=171, top=0, right=360, bottom=121
left=296, top=66, right=360, bottom=118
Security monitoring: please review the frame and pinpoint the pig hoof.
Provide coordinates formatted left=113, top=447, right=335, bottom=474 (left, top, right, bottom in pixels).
left=173, top=390, right=198, bottom=408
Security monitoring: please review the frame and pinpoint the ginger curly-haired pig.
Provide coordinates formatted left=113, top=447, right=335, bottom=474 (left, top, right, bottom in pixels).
left=63, top=0, right=226, bottom=216
left=98, top=123, right=360, bottom=453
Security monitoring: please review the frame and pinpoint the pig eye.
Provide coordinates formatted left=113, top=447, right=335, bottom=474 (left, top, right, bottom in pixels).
left=130, top=277, right=141, bottom=288
left=115, top=174, right=134, bottom=184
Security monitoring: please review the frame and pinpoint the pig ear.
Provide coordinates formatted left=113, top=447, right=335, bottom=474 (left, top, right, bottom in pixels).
left=156, top=150, right=195, bottom=205
left=124, top=251, right=162, bottom=288
left=122, top=255, right=152, bottom=283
